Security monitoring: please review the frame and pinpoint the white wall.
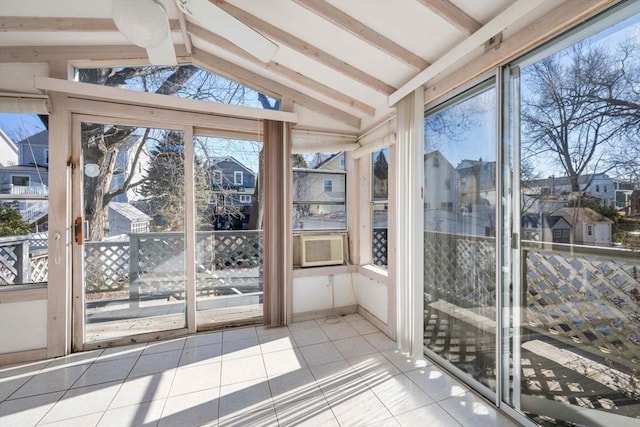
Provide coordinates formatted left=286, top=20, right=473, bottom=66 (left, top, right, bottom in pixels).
left=353, top=272, right=388, bottom=324
left=292, top=272, right=357, bottom=315
left=0, top=300, right=47, bottom=354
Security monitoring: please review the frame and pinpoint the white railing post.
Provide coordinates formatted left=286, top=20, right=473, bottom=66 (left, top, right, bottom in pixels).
left=129, top=235, right=140, bottom=309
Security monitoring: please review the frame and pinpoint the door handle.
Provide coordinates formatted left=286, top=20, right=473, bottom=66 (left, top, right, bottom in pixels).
left=75, top=216, right=83, bottom=245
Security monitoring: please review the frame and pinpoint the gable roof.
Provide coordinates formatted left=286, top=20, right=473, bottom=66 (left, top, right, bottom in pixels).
left=109, top=202, right=152, bottom=222
left=550, top=207, right=612, bottom=225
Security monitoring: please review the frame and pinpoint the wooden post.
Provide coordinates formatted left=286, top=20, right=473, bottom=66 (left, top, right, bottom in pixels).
left=15, top=239, right=29, bottom=284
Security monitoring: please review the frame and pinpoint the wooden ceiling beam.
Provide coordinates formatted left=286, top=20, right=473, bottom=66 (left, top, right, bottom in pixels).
left=192, top=49, right=361, bottom=129
left=176, top=10, right=193, bottom=54
left=293, top=0, right=430, bottom=70
left=416, top=0, right=482, bottom=35
left=189, top=24, right=375, bottom=117
left=212, top=0, right=395, bottom=95
left=0, top=16, right=180, bottom=32
left=0, top=45, right=189, bottom=63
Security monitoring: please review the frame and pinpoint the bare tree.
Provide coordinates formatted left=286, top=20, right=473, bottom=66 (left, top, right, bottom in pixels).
left=522, top=40, right=640, bottom=192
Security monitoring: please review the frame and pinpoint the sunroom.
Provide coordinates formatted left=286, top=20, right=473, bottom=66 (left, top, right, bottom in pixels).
left=0, top=1, right=638, bottom=426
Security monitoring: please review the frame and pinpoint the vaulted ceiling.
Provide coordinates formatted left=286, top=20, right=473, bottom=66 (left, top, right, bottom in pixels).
left=0, top=0, right=613, bottom=134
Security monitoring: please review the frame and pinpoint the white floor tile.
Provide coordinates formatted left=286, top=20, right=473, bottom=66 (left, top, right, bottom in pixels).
left=178, top=343, right=222, bottom=367
left=10, top=364, right=91, bottom=399
left=369, top=373, right=434, bottom=416
left=262, top=348, right=307, bottom=377
left=39, top=381, right=121, bottom=424
left=98, top=399, right=165, bottom=427
left=404, top=365, right=468, bottom=402
left=439, top=391, right=518, bottom=427
left=222, top=327, right=257, bottom=342
left=143, top=338, right=186, bottom=355
left=97, top=344, right=145, bottom=362
left=347, top=353, right=401, bottom=385
left=328, top=387, right=393, bottom=427
left=274, top=395, right=339, bottom=427
left=259, top=334, right=297, bottom=354
left=220, top=355, right=266, bottom=386
left=0, top=375, right=34, bottom=402
left=318, top=320, right=360, bottom=340
left=170, top=362, right=221, bottom=397
left=159, top=388, right=219, bottom=427
left=381, top=349, right=431, bottom=373
left=109, top=371, right=175, bottom=409
left=299, top=342, right=345, bottom=367
left=394, top=403, right=462, bottom=427
left=268, top=368, right=322, bottom=403
left=256, top=325, right=290, bottom=337
left=287, top=320, right=319, bottom=331
left=0, top=391, right=63, bottom=426
left=128, top=350, right=181, bottom=378
left=184, top=331, right=222, bottom=348
left=39, top=412, right=103, bottom=426
left=362, top=332, right=397, bottom=351
left=222, top=336, right=261, bottom=360
left=364, top=418, right=402, bottom=427
left=291, top=326, right=330, bottom=347
left=310, top=360, right=365, bottom=397
left=348, top=319, right=380, bottom=335
left=333, top=336, right=378, bottom=359
left=218, top=378, right=272, bottom=420
left=72, top=357, right=137, bottom=388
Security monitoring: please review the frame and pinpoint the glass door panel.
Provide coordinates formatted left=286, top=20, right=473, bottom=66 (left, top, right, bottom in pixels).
left=423, top=85, right=498, bottom=392
left=193, top=136, right=263, bottom=329
left=81, top=122, right=187, bottom=343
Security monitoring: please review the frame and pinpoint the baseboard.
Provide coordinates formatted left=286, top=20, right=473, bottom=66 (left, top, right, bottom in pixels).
left=357, top=305, right=394, bottom=339
left=0, top=348, right=47, bottom=366
left=292, top=305, right=358, bottom=323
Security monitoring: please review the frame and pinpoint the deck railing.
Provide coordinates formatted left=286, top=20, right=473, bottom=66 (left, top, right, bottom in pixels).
left=424, top=231, right=640, bottom=363
left=0, top=233, right=48, bottom=285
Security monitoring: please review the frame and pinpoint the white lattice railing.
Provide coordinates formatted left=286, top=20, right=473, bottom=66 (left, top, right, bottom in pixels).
left=0, top=233, right=49, bottom=285
left=424, top=231, right=640, bottom=364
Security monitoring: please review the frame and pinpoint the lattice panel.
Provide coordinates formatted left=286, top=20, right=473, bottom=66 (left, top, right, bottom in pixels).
left=135, top=235, right=185, bottom=292
left=373, top=228, right=388, bottom=267
left=525, top=250, right=640, bottom=361
left=30, top=252, right=48, bottom=283
left=0, top=244, right=18, bottom=285
left=84, top=242, right=129, bottom=292
left=424, top=232, right=496, bottom=308
left=213, top=234, right=262, bottom=269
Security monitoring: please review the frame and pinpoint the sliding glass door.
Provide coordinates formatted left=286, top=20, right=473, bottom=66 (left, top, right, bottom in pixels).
left=423, top=82, right=498, bottom=394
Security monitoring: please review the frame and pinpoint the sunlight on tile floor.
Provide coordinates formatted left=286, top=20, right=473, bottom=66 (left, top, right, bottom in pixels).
left=0, top=314, right=519, bottom=426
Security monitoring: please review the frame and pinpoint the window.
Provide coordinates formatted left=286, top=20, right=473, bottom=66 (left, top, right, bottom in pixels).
left=234, top=171, right=243, bottom=185
left=293, top=151, right=346, bottom=231
left=433, top=156, right=440, bottom=167
left=372, top=148, right=389, bottom=269
left=212, top=170, right=222, bottom=185
left=43, top=148, right=48, bottom=165
left=596, top=184, right=600, bottom=192
left=587, top=225, right=593, bottom=236
left=239, top=194, right=251, bottom=204
left=12, top=175, right=29, bottom=186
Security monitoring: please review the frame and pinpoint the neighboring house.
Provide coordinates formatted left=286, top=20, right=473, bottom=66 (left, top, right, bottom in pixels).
left=305, top=152, right=346, bottom=215
left=544, top=207, right=612, bottom=246
left=424, top=151, right=457, bottom=213
left=524, top=173, right=623, bottom=208
left=0, top=130, right=48, bottom=227
left=107, top=202, right=151, bottom=237
left=206, top=156, right=257, bottom=229
left=0, top=129, right=18, bottom=167
left=630, top=190, right=640, bottom=216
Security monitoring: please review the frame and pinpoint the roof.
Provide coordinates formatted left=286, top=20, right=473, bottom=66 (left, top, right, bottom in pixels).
left=17, top=130, right=48, bottom=147
left=0, top=0, right=593, bottom=136
left=209, top=156, right=256, bottom=176
left=525, top=173, right=610, bottom=189
left=550, top=207, right=612, bottom=225
left=109, top=202, right=152, bottom=222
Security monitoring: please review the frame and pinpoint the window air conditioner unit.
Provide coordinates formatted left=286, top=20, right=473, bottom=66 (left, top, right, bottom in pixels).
left=300, top=234, right=344, bottom=267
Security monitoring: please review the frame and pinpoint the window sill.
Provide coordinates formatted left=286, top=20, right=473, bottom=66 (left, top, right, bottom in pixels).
left=358, top=265, right=389, bottom=285
left=292, top=264, right=356, bottom=278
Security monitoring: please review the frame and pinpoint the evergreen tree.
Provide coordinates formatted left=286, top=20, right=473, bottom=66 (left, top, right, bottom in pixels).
left=0, top=203, right=32, bottom=237
left=139, top=131, right=209, bottom=231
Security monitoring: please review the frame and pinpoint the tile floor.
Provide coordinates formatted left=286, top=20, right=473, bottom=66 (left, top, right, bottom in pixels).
left=0, top=314, right=519, bottom=426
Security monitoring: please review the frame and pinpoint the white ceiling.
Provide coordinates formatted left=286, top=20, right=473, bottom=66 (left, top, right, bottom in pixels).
left=0, top=0, right=578, bottom=133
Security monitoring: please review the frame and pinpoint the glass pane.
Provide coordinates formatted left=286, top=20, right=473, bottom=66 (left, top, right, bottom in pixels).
left=77, top=65, right=279, bottom=110
left=292, top=171, right=346, bottom=203
left=82, top=123, right=186, bottom=343
left=0, top=114, right=48, bottom=286
left=372, top=203, right=388, bottom=268
left=293, top=204, right=346, bottom=230
left=372, top=149, right=389, bottom=201
left=424, top=85, right=498, bottom=391
left=194, top=136, right=263, bottom=328
left=517, top=12, right=640, bottom=425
